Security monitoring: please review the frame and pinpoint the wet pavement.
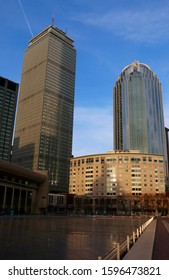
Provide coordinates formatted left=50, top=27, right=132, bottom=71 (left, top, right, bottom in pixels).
left=152, top=217, right=169, bottom=260
left=0, top=215, right=147, bottom=260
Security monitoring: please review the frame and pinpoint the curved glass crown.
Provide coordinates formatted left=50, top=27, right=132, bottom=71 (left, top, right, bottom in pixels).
left=113, top=61, right=166, bottom=157
left=122, top=61, right=150, bottom=73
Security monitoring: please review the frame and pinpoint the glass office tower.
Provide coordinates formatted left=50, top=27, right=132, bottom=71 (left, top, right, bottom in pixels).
left=0, top=76, right=18, bottom=161
left=13, top=25, right=76, bottom=193
left=113, top=61, right=166, bottom=156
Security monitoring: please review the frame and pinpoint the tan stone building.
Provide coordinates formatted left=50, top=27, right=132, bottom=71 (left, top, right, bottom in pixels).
left=12, top=25, right=76, bottom=193
left=0, top=160, right=48, bottom=215
left=69, top=150, right=166, bottom=196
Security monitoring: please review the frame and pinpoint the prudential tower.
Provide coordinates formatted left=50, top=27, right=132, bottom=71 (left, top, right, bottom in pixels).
left=113, top=61, right=166, bottom=156
left=13, top=25, right=76, bottom=193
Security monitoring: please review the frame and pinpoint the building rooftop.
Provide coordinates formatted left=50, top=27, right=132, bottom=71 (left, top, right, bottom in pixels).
left=29, top=25, right=74, bottom=47
left=122, top=61, right=151, bottom=72
left=0, top=159, right=46, bottom=184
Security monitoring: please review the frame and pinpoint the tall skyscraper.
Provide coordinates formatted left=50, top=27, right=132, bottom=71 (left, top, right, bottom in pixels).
left=13, top=25, right=76, bottom=193
left=113, top=61, right=166, bottom=157
left=0, top=76, right=18, bottom=161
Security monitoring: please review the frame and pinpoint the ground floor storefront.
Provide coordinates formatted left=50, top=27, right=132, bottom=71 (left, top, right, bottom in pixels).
left=47, top=194, right=169, bottom=216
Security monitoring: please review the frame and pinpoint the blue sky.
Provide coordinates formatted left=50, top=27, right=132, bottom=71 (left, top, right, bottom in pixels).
left=1, top=0, right=169, bottom=157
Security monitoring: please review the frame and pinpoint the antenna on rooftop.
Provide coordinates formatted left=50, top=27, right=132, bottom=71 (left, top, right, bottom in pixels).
left=52, top=15, right=55, bottom=27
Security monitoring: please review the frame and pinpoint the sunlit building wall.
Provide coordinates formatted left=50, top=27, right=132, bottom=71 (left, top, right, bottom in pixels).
left=13, top=25, right=76, bottom=193
left=69, top=151, right=165, bottom=196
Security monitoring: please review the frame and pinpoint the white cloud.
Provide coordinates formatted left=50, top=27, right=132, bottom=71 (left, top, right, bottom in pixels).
left=75, top=6, right=169, bottom=44
left=72, top=101, right=169, bottom=158
left=72, top=106, right=113, bottom=156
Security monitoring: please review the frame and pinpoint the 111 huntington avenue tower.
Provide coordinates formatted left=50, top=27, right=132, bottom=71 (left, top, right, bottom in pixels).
left=113, top=61, right=166, bottom=158
left=13, top=25, right=76, bottom=193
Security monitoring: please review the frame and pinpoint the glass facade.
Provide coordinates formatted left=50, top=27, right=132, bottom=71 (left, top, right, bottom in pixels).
left=13, top=26, right=76, bottom=193
left=38, top=34, right=76, bottom=192
left=0, top=77, right=18, bottom=161
left=113, top=61, right=166, bottom=157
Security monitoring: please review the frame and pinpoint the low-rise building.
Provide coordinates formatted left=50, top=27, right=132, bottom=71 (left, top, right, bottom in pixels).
left=69, top=150, right=166, bottom=196
left=0, top=160, right=48, bottom=215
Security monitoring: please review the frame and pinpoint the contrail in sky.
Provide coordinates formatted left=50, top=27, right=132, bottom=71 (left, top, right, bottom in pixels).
left=18, top=0, right=33, bottom=37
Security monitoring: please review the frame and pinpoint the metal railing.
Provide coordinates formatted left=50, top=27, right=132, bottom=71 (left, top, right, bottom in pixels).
left=98, top=216, right=154, bottom=260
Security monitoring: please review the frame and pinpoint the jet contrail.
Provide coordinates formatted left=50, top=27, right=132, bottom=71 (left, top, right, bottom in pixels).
left=18, top=0, right=33, bottom=37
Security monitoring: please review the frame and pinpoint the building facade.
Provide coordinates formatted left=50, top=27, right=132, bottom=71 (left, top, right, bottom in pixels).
left=0, top=76, right=18, bottom=161
left=0, top=159, right=48, bottom=215
left=12, top=25, right=76, bottom=193
left=113, top=61, right=166, bottom=157
left=73, top=194, right=169, bottom=215
left=69, top=151, right=166, bottom=196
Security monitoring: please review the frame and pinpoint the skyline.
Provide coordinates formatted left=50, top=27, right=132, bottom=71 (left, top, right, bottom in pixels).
left=1, top=0, right=169, bottom=156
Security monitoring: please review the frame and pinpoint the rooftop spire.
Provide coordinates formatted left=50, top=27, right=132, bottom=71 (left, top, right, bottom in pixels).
left=52, top=15, right=55, bottom=27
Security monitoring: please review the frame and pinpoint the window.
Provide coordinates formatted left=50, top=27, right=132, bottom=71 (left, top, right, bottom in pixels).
left=86, top=157, right=94, bottom=164
left=124, top=156, right=129, bottom=162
